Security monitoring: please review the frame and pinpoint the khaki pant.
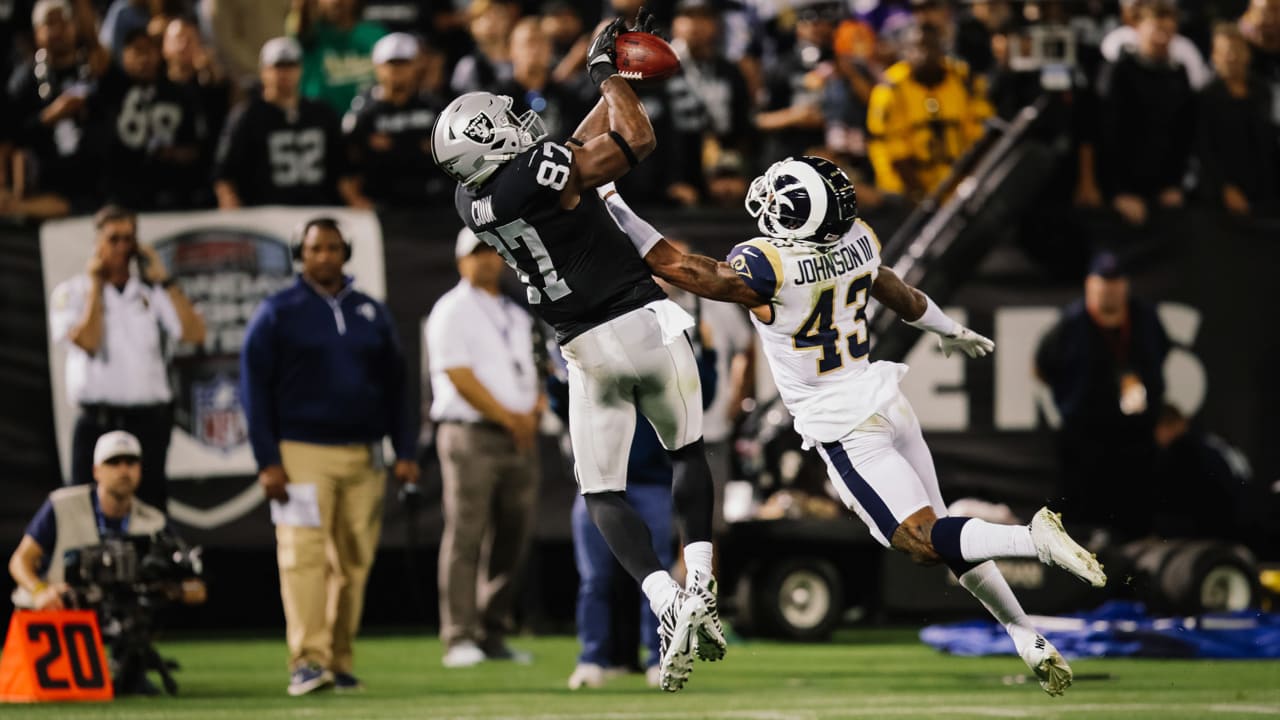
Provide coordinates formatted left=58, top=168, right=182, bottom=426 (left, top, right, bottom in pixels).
left=437, top=422, right=540, bottom=652
left=277, top=441, right=385, bottom=672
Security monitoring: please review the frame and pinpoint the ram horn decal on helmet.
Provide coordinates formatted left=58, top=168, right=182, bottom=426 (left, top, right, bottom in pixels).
left=745, top=156, right=858, bottom=247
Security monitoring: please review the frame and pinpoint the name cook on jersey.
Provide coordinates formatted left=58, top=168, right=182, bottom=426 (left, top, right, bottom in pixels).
left=472, top=196, right=497, bottom=226
left=793, top=235, right=877, bottom=286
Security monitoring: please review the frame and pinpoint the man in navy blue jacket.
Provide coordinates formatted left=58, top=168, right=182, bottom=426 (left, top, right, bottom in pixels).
left=240, top=217, right=417, bottom=696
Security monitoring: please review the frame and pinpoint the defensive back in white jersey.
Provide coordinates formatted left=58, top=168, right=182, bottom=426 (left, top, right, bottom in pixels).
left=726, top=219, right=907, bottom=447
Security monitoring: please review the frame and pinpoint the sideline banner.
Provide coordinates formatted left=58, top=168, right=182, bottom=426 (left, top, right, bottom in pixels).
left=39, top=208, right=386, bottom=532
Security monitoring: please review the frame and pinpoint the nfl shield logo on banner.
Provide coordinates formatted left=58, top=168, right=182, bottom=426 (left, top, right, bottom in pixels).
left=193, top=376, right=246, bottom=452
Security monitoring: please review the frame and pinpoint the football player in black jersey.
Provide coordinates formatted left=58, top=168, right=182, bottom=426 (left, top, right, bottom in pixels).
left=213, top=36, right=371, bottom=209
left=343, top=32, right=450, bottom=208
left=432, top=10, right=756, bottom=693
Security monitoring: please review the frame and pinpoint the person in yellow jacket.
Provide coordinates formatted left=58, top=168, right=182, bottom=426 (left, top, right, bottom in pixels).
left=867, top=23, right=992, bottom=200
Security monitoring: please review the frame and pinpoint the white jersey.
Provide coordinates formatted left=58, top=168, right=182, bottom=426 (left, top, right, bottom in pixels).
left=727, top=220, right=906, bottom=446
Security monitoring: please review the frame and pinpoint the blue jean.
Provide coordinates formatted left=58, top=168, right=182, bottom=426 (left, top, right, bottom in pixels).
left=572, top=484, right=673, bottom=668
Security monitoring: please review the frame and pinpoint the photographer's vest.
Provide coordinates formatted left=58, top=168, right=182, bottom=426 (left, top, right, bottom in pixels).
left=45, top=485, right=166, bottom=585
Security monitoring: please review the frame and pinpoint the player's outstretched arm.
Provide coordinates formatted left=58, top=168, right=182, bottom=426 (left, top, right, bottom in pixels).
left=644, top=240, right=767, bottom=308
left=561, top=18, right=657, bottom=201
left=598, top=183, right=764, bottom=308
left=872, top=267, right=994, bottom=358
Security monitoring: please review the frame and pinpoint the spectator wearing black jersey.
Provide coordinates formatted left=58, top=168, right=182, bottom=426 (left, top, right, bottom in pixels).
left=343, top=32, right=449, bottom=207
left=448, top=0, right=516, bottom=96
left=655, top=0, right=753, bottom=208
left=162, top=16, right=231, bottom=179
left=214, top=36, right=371, bottom=209
left=755, top=0, right=840, bottom=166
left=1096, top=0, right=1195, bottom=226
left=3, top=0, right=106, bottom=218
left=91, top=28, right=207, bottom=210
left=1200, top=22, right=1278, bottom=218
left=492, top=17, right=588, bottom=144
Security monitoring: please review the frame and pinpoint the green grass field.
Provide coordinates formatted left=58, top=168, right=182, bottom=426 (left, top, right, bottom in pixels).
left=4, top=629, right=1279, bottom=719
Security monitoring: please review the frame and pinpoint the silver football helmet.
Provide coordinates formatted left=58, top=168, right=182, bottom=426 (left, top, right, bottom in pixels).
left=431, top=92, right=548, bottom=189
left=745, top=156, right=858, bottom=247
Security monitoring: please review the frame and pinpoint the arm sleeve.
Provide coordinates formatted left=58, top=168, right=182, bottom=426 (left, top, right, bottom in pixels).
left=48, top=279, right=86, bottom=344
left=725, top=240, right=783, bottom=304
left=239, top=302, right=281, bottom=469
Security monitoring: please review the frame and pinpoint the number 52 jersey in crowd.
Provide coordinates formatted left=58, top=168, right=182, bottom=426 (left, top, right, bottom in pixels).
left=727, top=220, right=907, bottom=447
left=454, top=140, right=665, bottom=343
left=214, top=95, right=347, bottom=206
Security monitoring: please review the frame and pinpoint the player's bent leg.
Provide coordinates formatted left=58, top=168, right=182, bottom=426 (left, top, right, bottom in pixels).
left=927, top=510, right=1105, bottom=587
left=954, top=561, right=1072, bottom=696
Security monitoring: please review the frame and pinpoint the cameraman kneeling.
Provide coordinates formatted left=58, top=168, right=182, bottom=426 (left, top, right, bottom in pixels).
left=8, top=431, right=194, bottom=694
left=9, top=432, right=166, bottom=609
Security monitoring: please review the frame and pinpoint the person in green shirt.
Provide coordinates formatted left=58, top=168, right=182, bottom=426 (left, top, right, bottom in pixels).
left=292, top=0, right=387, bottom=113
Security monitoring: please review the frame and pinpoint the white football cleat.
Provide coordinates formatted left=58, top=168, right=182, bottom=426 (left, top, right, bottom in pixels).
left=1015, top=629, right=1073, bottom=697
left=657, top=589, right=705, bottom=692
left=686, top=570, right=727, bottom=662
left=1030, top=507, right=1107, bottom=588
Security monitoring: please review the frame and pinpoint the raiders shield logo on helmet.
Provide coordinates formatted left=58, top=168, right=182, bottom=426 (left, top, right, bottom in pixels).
left=463, top=113, right=495, bottom=143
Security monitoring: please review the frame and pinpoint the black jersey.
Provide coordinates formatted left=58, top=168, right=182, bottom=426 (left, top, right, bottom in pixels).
left=214, top=95, right=347, bottom=206
left=90, top=65, right=206, bottom=210
left=343, top=87, right=451, bottom=206
left=454, top=140, right=666, bottom=344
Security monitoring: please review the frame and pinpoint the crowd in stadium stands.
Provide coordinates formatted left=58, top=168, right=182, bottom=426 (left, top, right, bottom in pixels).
left=0, top=0, right=1276, bottom=221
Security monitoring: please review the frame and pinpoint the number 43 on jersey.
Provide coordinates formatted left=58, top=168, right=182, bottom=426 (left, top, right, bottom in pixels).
left=793, top=273, right=872, bottom=374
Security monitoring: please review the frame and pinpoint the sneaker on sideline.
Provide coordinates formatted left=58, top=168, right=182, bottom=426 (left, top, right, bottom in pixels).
left=287, top=663, right=333, bottom=696
left=484, top=643, right=533, bottom=665
left=442, top=640, right=486, bottom=668
left=333, top=672, right=364, bottom=693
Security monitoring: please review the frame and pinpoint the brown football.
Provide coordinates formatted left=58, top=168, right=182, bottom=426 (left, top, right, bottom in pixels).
left=614, top=32, right=681, bottom=83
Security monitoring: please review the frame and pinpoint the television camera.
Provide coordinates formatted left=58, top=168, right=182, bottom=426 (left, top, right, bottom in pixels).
left=62, top=531, right=205, bottom=695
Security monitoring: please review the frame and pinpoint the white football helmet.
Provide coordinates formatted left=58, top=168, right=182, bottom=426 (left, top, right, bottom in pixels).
left=745, top=156, right=858, bottom=247
left=431, top=92, right=548, bottom=189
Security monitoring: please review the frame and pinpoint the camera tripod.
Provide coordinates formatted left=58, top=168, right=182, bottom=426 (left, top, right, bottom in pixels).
left=99, top=596, right=181, bottom=695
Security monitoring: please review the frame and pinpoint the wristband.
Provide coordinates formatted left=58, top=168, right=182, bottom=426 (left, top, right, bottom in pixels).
left=159, top=277, right=177, bottom=289
left=904, top=294, right=960, bottom=337
left=608, top=130, right=640, bottom=168
left=566, top=137, right=584, bottom=147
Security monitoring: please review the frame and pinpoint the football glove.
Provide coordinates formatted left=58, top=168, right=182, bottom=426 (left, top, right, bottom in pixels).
left=938, top=326, right=995, bottom=359
left=630, top=6, right=663, bottom=37
left=586, top=18, right=625, bottom=87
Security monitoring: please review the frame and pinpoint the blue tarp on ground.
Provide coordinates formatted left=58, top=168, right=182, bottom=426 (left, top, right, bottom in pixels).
left=920, top=601, right=1280, bottom=659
